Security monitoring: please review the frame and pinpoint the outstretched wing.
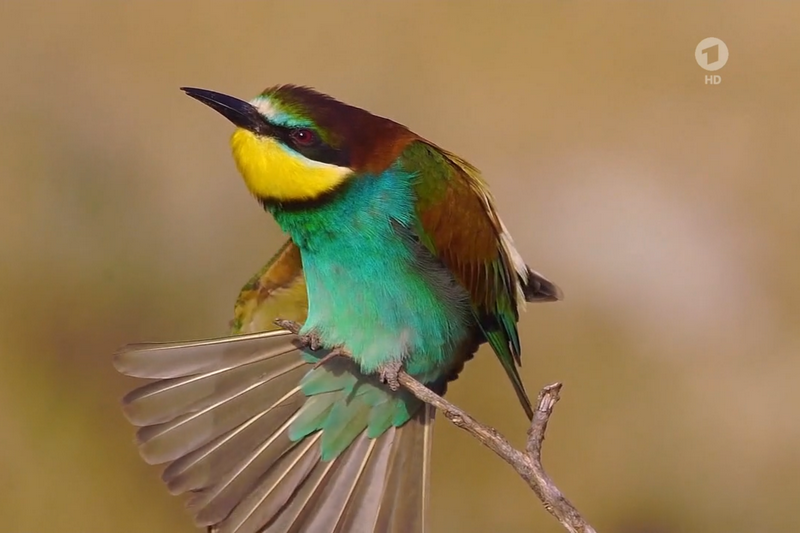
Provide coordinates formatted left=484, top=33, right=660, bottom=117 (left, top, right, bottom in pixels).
left=230, top=239, right=308, bottom=334
left=403, top=141, right=561, bottom=419
left=116, top=240, right=437, bottom=533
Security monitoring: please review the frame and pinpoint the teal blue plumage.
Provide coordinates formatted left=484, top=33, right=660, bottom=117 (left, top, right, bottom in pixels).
left=291, top=351, right=421, bottom=460
left=269, top=149, right=474, bottom=459
left=269, top=156, right=473, bottom=381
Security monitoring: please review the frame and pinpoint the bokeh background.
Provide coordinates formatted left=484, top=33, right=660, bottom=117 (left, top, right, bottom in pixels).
left=2, top=2, right=799, bottom=532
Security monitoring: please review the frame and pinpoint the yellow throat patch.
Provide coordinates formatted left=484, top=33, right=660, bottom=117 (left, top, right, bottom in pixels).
left=230, top=128, right=352, bottom=201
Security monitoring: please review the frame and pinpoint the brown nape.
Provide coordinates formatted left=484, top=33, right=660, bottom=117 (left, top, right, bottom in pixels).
left=262, top=85, right=421, bottom=174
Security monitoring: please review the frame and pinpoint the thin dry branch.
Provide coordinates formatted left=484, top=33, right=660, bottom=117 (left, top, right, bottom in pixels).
left=399, top=374, right=596, bottom=533
left=276, top=319, right=596, bottom=533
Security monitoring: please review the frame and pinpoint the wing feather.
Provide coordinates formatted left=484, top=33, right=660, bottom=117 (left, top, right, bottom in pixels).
left=406, top=141, right=561, bottom=419
left=116, top=238, right=438, bottom=533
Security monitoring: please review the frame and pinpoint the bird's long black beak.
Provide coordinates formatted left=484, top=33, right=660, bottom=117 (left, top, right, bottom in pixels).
left=181, top=87, right=272, bottom=135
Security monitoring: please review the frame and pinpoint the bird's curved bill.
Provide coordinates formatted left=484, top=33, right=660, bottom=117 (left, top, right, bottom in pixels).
left=181, top=87, right=270, bottom=134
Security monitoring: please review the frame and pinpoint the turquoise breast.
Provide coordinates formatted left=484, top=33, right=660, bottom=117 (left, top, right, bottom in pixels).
left=269, top=165, right=472, bottom=383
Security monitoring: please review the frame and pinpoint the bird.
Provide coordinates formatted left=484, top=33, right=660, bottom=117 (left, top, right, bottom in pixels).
left=113, top=85, right=562, bottom=533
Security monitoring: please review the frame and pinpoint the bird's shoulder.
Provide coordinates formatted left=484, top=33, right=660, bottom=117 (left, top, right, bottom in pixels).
left=396, top=140, right=520, bottom=315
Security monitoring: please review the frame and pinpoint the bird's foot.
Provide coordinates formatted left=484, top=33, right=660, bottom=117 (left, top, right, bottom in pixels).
left=377, top=360, right=403, bottom=391
left=274, top=318, right=323, bottom=350
left=312, top=346, right=348, bottom=368
left=274, top=318, right=302, bottom=335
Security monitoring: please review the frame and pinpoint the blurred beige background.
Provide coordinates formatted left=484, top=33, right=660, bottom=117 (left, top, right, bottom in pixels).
left=2, top=2, right=799, bottom=532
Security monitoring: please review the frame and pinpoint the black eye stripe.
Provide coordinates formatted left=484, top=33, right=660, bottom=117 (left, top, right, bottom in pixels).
left=271, top=125, right=350, bottom=167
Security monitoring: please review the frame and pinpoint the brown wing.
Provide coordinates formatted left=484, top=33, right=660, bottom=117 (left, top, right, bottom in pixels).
left=406, top=140, right=537, bottom=418
left=231, top=239, right=308, bottom=334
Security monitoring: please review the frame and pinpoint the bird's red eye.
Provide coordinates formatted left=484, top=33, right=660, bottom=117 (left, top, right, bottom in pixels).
left=290, top=128, right=316, bottom=146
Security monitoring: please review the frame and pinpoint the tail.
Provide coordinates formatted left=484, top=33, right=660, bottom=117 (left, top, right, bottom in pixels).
left=521, top=267, right=563, bottom=303
left=114, top=330, right=433, bottom=533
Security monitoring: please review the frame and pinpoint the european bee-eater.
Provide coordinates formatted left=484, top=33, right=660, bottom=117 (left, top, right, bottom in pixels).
left=114, top=85, right=561, bottom=533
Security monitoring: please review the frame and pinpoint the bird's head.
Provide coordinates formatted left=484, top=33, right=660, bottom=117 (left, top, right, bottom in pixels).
left=182, top=85, right=416, bottom=204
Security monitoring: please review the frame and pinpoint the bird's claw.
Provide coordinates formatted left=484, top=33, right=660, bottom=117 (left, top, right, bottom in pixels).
left=378, top=360, right=403, bottom=391
left=274, top=318, right=302, bottom=334
left=274, top=318, right=322, bottom=350
left=275, top=319, right=403, bottom=389
left=300, top=331, right=323, bottom=351
left=313, top=346, right=346, bottom=368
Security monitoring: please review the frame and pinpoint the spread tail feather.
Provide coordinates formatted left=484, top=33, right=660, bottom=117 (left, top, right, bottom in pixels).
left=114, top=330, right=433, bottom=533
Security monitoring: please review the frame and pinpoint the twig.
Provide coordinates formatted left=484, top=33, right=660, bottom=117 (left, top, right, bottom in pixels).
left=399, top=375, right=596, bottom=533
left=276, top=319, right=596, bottom=533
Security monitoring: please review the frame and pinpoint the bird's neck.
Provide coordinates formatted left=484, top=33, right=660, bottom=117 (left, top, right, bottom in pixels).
left=266, top=169, right=416, bottom=253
